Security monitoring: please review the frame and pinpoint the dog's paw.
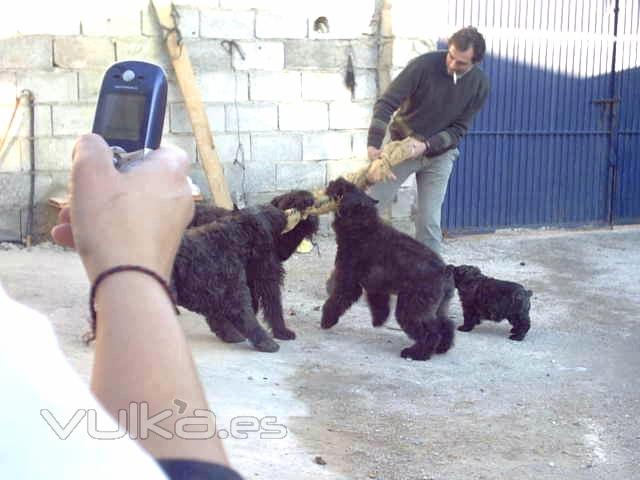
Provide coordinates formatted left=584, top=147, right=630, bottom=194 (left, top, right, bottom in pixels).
left=321, top=315, right=339, bottom=329
left=509, top=333, right=526, bottom=341
left=400, top=345, right=430, bottom=361
left=371, top=317, right=387, bottom=327
left=273, top=327, right=296, bottom=340
left=215, top=330, right=246, bottom=343
left=457, top=324, right=474, bottom=332
left=253, top=337, right=280, bottom=352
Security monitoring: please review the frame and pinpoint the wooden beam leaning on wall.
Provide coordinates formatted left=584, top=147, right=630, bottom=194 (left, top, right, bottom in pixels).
left=152, top=1, right=234, bottom=209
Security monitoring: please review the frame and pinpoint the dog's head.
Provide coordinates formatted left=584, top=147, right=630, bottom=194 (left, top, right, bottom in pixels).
left=326, top=177, right=360, bottom=200
left=326, top=178, right=378, bottom=228
left=452, top=264, right=483, bottom=287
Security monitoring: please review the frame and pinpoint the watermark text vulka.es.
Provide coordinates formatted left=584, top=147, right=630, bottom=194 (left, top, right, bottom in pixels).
left=40, top=399, right=287, bottom=440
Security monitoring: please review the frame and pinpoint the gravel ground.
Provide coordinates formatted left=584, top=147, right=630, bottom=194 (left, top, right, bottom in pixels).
left=1, top=225, right=639, bottom=479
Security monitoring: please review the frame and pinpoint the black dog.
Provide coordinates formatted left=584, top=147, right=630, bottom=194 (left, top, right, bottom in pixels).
left=172, top=191, right=318, bottom=352
left=452, top=265, right=532, bottom=341
left=321, top=178, right=456, bottom=361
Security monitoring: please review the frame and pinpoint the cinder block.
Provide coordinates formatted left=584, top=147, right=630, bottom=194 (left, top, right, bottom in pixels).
left=301, top=72, right=351, bottom=102
left=226, top=103, right=278, bottom=132
left=54, top=37, right=115, bottom=69
left=218, top=0, right=304, bottom=10
left=285, top=40, right=348, bottom=69
left=326, top=158, right=368, bottom=180
left=142, top=5, right=199, bottom=38
left=198, top=71, right=249, bottom=102
left=233, top=41, right=285, bottom=71
left=245, top=161, right=276, bottom=192
left=184, top=39, right=232, bottom=71
left=276, top=162, right=325, bottom=190
left=250, top=71, right=301, bottom=102
left=35, top=137, right=77, bottom=171
left=302, top=131, right=352, bottom=161
left=81, top=12, right=141, bottom=36
left=0, top=173, right=29, bottom=205
left=35, top=105, right=52, bottom=137
left=170, top=103, right=226, bottom=134
left=167, top=78, right=184, bottom=102
left=161, top=134, right=197, bottom=164
left=391, top=0, right=440, bottom=39
left=307, top=6, right=375, bottom=40
left=0, top=36, right=52, bottom=70
left=392, top=38, right=436, bottom=68
left=14, top=11, right=80, bottom=35
left=115, top=39, right=172, bottom=72
left=251, top=133, right=302, bottom=163
left=52, top=104, right=95, bottom=136
left=256, top=11, right=307, bottom=39
left=0, top=105, right=23, bottom=139
left=0, top=73, right=16, bottom=102
left=219, top=162, right=245, bottom=205
left=0, top=139, right=24, bottom=173
left=279, top=102, right=328, bottom=131
left=351, top=130, right=369, bottom=156
left=78, top=70, right=104, bottom=102
left=17, top=71, right=78, bottom=104
left=201, top=9, right=255, bottom=40
left=329, top=102, right=372, bottom=130
left=351, top=38, right=378, bottom=68
left=354, top=69, right=377, bottom=100
left=213, top=133, right=252, bottom=163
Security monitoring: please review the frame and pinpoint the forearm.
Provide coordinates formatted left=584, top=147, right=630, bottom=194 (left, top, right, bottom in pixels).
left=90, top=272, right=228, bottom=464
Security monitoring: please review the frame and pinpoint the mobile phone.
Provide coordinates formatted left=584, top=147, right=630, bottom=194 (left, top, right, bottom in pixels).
left=92, top=60, right=168, bottom=170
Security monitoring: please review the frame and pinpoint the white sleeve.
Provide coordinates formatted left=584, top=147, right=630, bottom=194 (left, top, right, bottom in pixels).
left=0, top=284, right=168, bottom=480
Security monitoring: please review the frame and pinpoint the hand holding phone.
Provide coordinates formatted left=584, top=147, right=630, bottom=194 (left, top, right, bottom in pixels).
left=92, top=61, right=168, bottom=171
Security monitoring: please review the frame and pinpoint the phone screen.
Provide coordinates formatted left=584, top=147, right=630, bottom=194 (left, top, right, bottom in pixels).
left=99, top=92, right=146, bottom=142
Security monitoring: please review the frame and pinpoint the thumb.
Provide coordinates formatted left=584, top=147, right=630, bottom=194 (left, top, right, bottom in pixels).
left=71, top=134, right=116, bottom=187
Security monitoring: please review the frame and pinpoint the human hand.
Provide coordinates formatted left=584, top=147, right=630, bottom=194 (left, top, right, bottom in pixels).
left=408, top=139, right=427, bottom=158
left=51, top=134, right=194, bottom=282
left=367, top=146, right=382, bottom=162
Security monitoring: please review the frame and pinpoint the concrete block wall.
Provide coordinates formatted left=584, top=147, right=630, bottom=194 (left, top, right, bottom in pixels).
left=0, top=0, right=440, bottom=241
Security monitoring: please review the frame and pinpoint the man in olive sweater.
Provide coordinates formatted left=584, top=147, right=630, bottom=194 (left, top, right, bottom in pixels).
left=366, top=27, right=490, bottom=256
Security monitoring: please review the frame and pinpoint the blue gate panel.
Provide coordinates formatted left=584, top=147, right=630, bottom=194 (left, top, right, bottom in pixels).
left=613, top=0, right=640, bottom=223
left=439, top=0, right=634, bottom=232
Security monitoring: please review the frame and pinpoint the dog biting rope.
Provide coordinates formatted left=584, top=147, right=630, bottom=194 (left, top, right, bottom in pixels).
left=282, top=137, right=420, bottom=233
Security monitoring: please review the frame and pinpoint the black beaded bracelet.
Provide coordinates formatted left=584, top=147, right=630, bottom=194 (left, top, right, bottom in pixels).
left=89, top=265, right=179, bottom=335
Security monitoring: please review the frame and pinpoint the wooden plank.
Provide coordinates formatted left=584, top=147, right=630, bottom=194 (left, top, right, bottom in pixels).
left=151, top=0, right=234, bottom=209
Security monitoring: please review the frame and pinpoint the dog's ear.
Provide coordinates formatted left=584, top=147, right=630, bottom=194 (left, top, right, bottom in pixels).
left=326, top=177, right=355, bottom=200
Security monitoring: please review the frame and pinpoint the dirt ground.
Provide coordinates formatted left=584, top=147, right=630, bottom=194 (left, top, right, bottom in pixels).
left=1, top=225, right=639, bottom=480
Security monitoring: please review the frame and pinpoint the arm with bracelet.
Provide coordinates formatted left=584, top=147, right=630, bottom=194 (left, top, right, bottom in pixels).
left=51, top=61, right=244, bottom=479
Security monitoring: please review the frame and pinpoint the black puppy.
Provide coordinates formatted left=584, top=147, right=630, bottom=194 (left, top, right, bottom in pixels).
left=322, top=177, right=456, bottom=361
left=172, top=191, right=318, bottom=352
left=452, top=265, right=532, bottom=341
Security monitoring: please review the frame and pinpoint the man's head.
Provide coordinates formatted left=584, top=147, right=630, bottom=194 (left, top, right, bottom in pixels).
left=446, top=27, right=486, bottom=77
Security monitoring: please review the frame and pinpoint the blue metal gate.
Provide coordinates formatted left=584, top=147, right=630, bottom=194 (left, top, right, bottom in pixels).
left=613, top=0, right=640, bottom=224
left=441, top=0, right=640, bottom=232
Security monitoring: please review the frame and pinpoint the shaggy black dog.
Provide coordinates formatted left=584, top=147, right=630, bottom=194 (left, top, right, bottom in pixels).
left=172, top=191, right=318, bottom=352
left=321, top=177, right=456, bottom=361
left=452, top=265, right=532, bottom=341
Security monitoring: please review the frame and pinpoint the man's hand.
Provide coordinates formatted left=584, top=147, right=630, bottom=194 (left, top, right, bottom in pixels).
left=408, top=139, right=427, bottom=158
left=367, top=146, right=382, bottom=162
left=51, top=134, right=194, bottom=282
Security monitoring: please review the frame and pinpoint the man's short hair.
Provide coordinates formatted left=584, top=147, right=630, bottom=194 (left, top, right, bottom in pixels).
left=449, top=26, right=486, bottom=63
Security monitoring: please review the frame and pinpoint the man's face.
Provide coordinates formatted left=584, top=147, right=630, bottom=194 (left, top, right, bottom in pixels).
left=446, top=44, right=475, bottom=77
